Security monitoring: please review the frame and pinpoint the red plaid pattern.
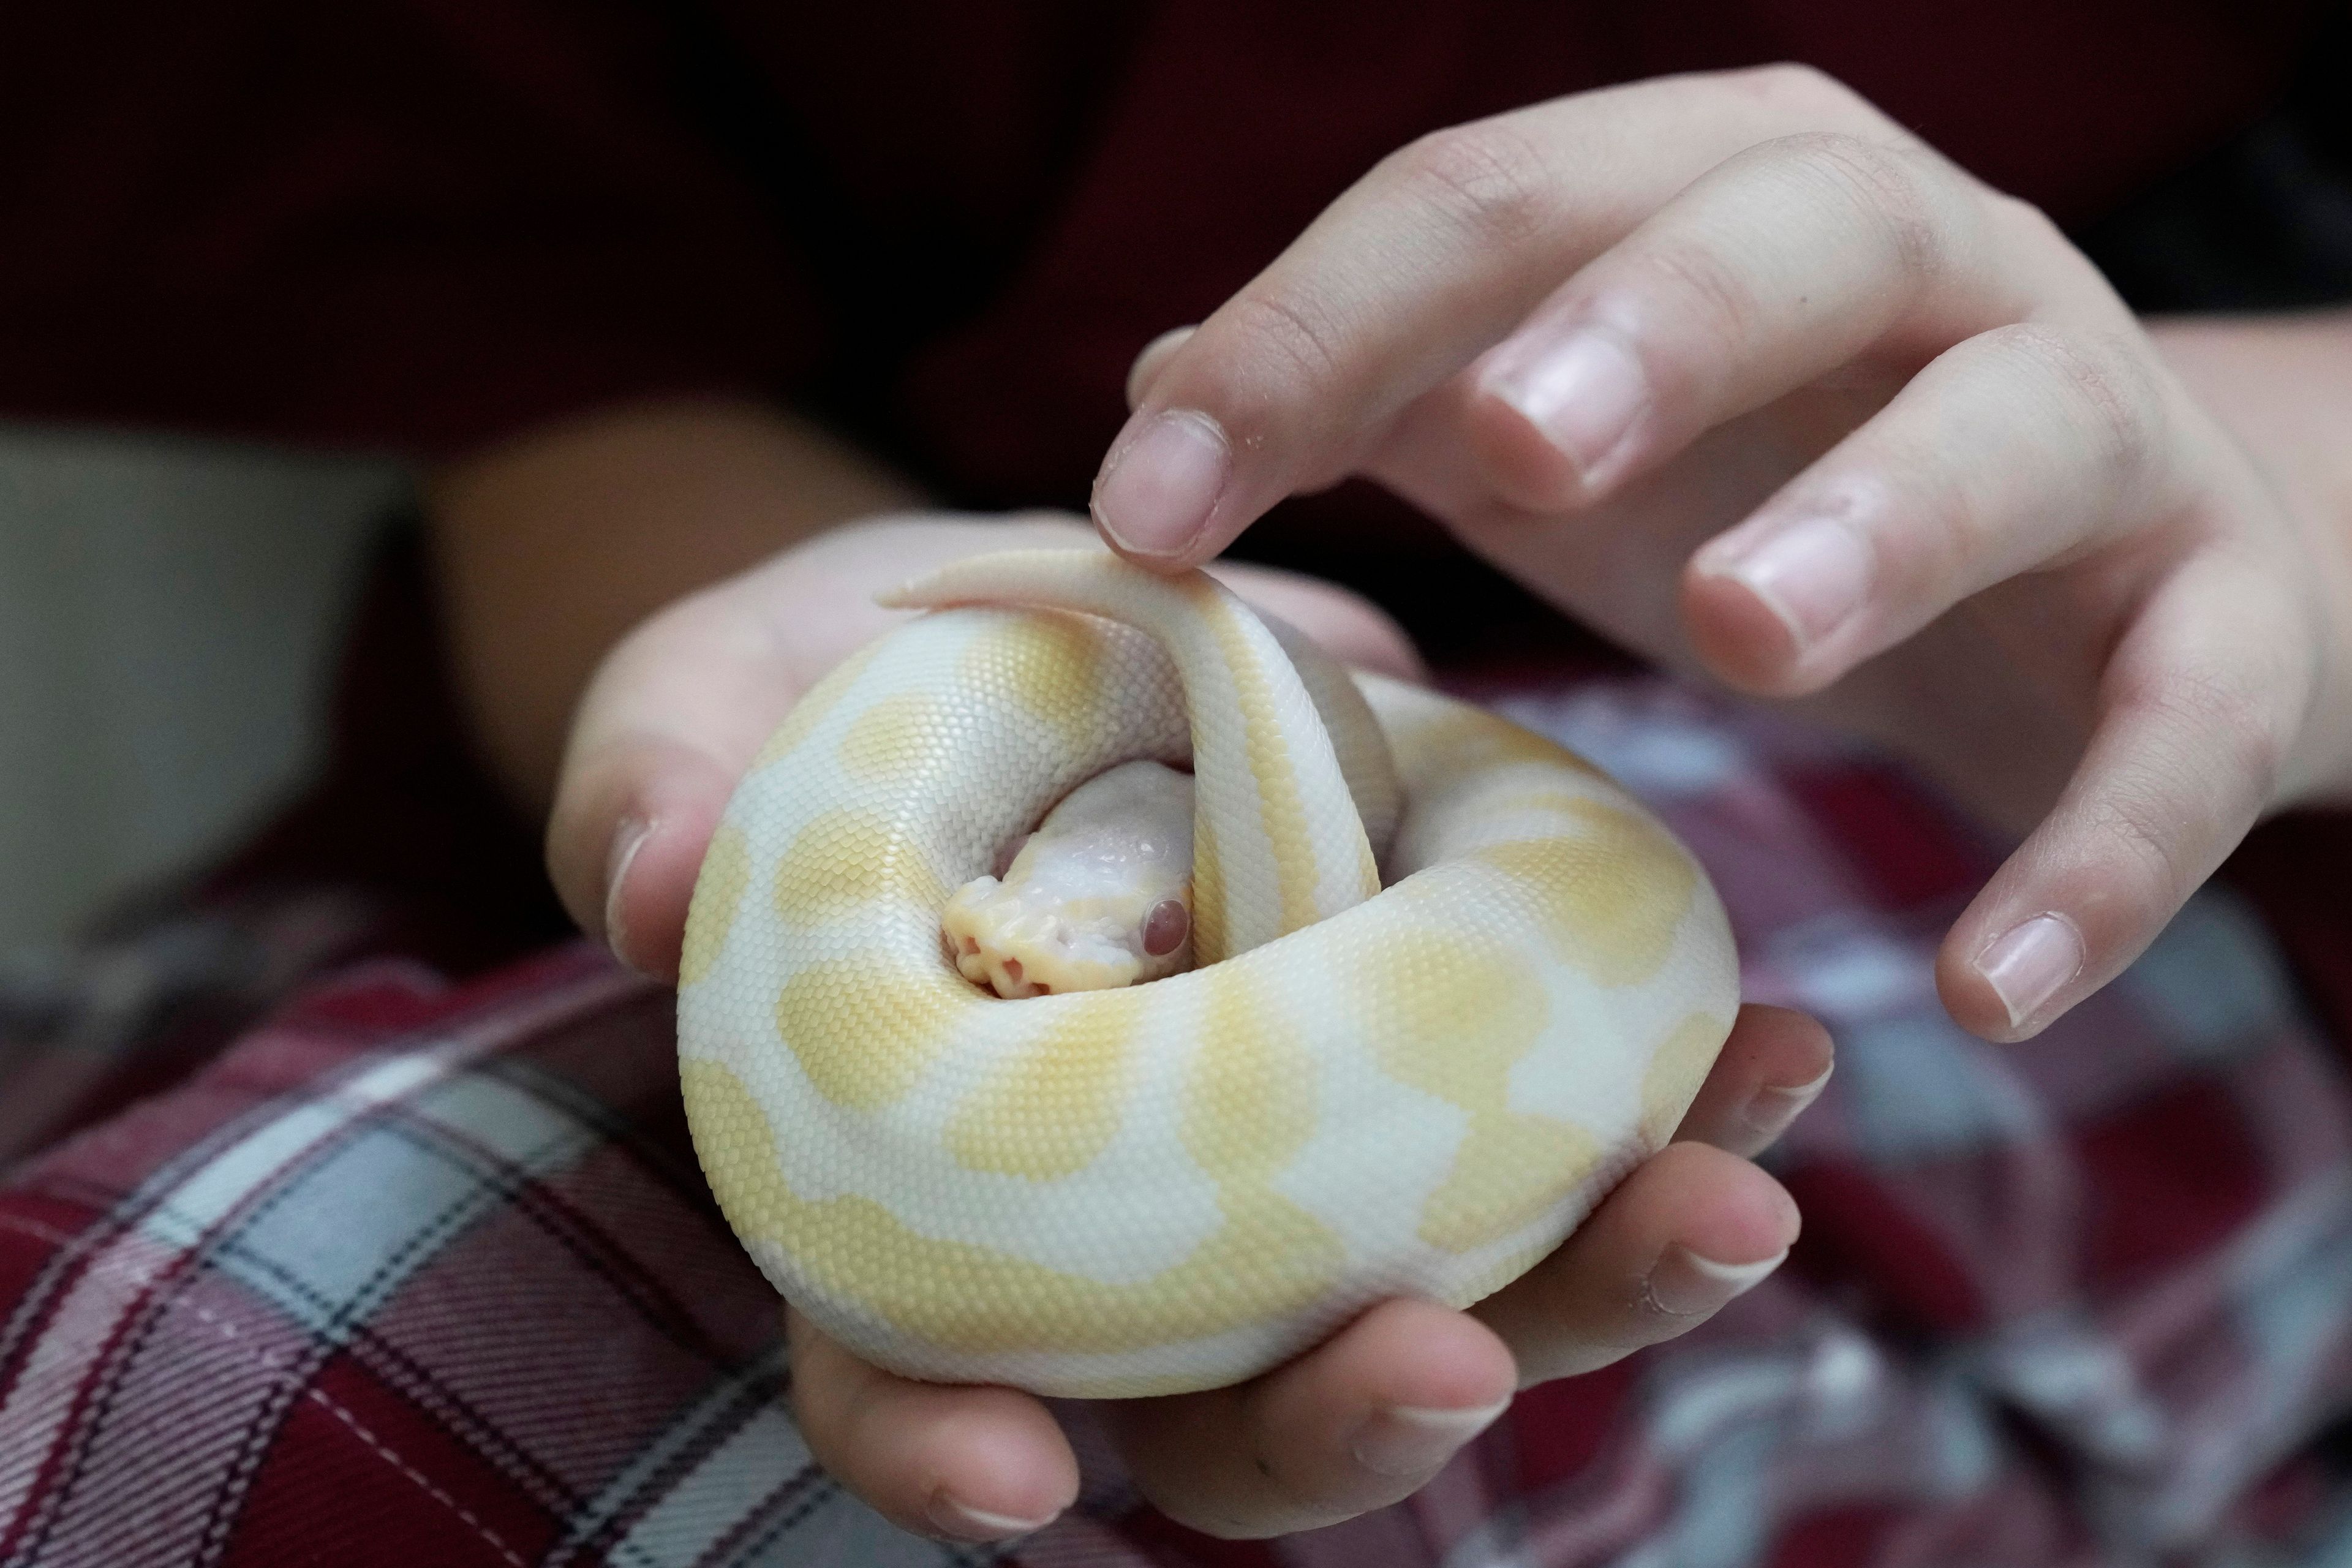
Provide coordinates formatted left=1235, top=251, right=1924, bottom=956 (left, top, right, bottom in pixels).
left=6, top=672, right=2352, bottom=1566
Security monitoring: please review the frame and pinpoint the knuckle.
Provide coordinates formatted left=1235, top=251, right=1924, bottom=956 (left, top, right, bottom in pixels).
left=1635, top=233, right=1770, bottom=349
left=1150, top=1454, right=1317, bottom=1540
left=1772, top=130, right=1951, bottom=287
left=2086, top=777, right=2195, bottom=914
left=1981, top=323, right=2169, bottom=494
left=1379, top=119, right=1558, bottom=254
left=1722, top=61, right=1866, bottom=118
left=1988, top=189, right=2068, bottom=253
left=1219, top=285, right=1351, bottom=398
left=2079, top=755, right=2214, bottom=916
left=2129, top=662, right=2292, bottom=812
left=2092, top=665, right=2286, bottom=903
left=1716, top=62, right=1918, bottom=145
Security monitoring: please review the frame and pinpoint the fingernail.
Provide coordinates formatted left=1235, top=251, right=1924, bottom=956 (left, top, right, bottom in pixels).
left=1482, top=328, right=1648, bottom=481
left=603, top=817, right=652, bottom=973
left=925, top=1493, right=1056, bottom=1541
left=1350, top=1396, right=1512, bottom=1479
left=1091, top=409, right=1230, bottom=558
left=1643, top=1245, right=1787, bottom=1317
left=1739, top=1061, right=1833, bottom=1142
left=1977, top=913, right=2085, bottom=1031
left=1706, top=516, right=1871, bottom=653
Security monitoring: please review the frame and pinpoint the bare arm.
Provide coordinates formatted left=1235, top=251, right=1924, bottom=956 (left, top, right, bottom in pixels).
left=423, top=396, right=922, bottom=812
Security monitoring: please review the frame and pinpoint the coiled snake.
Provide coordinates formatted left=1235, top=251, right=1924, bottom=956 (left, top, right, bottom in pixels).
left=677, top=550, right=1737, bottom=1398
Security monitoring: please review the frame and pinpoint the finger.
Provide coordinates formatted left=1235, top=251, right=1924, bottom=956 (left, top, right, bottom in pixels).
left=1455, top=133, right=2093, bottom=515
left=1105, top=1298, right=1515, bottom=1539
left=1937, top=548, right=2314, bottom=1041
left=1682, top=323, right=2199, bottom=696
left=1090, top=64, right=1905, bottom=568
left=1474, top=1141, right=1798, bottom=1385
left=1673, top=1004, right=1834, bottom=1157
left=786, top=1310, right=1079, bottom=1542
left=546, top=584, right=813, bottom=981
left=1458, top=148, right=1976, bottom=503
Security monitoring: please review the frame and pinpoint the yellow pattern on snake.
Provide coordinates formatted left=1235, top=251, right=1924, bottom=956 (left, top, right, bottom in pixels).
left=676, top=551, right=1738, bottom=1397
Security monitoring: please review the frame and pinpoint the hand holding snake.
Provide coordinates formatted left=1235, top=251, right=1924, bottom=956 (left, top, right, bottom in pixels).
left=680, top=541, right=1760, bottom=1398
left=552, top=515, right=1816, bottom=1542
left=513, top=54, right=2352, bottom=1542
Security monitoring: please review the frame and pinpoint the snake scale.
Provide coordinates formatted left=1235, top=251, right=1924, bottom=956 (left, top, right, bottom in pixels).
left=676, top=550, right=1738, bottom=1398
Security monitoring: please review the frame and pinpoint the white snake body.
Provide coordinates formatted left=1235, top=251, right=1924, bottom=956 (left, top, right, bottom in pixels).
left=677, top=551, right=1738, bottom=1398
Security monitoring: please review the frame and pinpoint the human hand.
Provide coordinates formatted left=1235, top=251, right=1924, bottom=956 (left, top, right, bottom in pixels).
left=543, top=512, right=1420, bottom=981
left=543, top=511, right=1825, bottom=1542
left=1090, top=64, right=2352, bottom=1043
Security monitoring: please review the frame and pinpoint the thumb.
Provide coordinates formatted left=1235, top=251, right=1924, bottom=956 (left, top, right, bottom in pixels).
left=545, top=577, right=818, bottom=982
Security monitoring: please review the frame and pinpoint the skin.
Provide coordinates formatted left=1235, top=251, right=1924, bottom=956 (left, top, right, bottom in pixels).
left=1089, top=66, right=2352, bottom=1044
left=423, top=64, right=2352, bottom=1544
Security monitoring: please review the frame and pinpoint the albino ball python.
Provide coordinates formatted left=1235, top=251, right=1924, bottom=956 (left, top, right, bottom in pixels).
left=676, top=550, right=1737, bottom=1398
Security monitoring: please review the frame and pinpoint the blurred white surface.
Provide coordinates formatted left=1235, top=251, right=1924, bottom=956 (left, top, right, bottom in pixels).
left=0, top=426, right=410, bottom=946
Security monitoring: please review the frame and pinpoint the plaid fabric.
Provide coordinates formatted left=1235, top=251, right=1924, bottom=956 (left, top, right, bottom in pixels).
left=5, top=671, right=2352, bottom=1566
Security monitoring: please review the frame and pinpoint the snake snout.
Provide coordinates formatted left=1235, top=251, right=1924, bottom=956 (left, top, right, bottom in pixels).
left=943, top=759, right=1197, bottom=998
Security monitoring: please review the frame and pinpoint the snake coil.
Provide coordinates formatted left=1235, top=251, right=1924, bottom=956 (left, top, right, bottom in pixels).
left=677, top=551, right=1736, bottom=1397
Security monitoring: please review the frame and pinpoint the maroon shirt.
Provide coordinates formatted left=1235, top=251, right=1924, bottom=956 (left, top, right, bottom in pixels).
left=0, top=0, right=2328, bottom=473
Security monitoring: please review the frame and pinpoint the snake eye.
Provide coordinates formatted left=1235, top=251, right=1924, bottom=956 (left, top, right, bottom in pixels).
left=1142, top=899, right=1191, bottom=957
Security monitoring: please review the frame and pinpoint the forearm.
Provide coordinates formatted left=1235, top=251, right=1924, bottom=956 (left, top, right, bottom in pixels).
left=2149, top=309, right=2352, bottom=805
left=424, top=398, right=922, bottom=810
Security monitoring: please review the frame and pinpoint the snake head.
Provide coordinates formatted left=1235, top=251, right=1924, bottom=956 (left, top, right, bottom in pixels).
left=942, top=759, right=1196, bottom=997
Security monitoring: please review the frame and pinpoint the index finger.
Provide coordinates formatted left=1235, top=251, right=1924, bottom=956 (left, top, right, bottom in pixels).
left=1088, top=64, right=1907, bottom=568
